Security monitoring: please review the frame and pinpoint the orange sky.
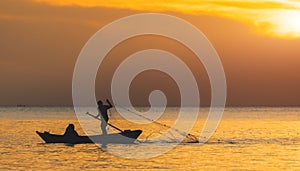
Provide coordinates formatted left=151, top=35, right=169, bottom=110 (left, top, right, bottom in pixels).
left=0, top=0, right=300, bottom=106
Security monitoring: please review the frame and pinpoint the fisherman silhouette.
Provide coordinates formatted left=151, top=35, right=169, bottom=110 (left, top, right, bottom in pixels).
left=64, top=124, right=79, bottom=137
left=96, top=99, right=113, bottom=135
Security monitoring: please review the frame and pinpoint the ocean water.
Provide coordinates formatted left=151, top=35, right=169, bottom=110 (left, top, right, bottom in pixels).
left=1, top=107, right=300, bottom=170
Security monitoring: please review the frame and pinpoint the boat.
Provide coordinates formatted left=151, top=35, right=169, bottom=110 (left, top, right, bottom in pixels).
left=36, top=129, right=142, bottom=144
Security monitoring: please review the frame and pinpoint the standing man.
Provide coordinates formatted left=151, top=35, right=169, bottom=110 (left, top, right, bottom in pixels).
left=96, top=99, right=113, bottom=135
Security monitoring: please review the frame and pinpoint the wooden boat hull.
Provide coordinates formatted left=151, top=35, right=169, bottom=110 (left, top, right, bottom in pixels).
left=36, top=130, right=142, bottom=144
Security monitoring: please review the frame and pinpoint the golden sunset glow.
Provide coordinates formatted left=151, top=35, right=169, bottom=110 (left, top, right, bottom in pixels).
left=1, top=0, right=300, bottom=106
left=2, top=4, right=300, bottom=170
left=34, top=0, right=300, bottom=39
left=269, top=10, right=300, bottom=38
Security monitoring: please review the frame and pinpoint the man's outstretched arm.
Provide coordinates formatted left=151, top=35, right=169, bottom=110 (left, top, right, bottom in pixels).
left=106, top=99, right=113, bottom=108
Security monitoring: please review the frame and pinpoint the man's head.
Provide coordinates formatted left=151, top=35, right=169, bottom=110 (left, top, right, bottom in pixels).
left=97, top=100, right=103, bottom=106
left=68, top=124, right=75, bottom=129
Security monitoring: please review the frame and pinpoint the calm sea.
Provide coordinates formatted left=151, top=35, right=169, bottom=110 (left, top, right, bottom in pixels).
left=1, top=107, right=300, bottom=170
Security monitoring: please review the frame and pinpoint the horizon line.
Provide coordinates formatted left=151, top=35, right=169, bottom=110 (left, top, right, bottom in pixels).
left=1, top=105, right=300, bottom=108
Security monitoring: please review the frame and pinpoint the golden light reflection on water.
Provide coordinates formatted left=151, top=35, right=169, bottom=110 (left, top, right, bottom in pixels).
left=1, top=107, right=300, bottom=170
left=34, top=0, right=300, bottom=39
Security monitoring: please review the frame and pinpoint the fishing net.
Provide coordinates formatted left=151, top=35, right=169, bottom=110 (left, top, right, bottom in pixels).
left=142, top=131, right=199, bottom=143
left=115, top=106, right=200, bottom=143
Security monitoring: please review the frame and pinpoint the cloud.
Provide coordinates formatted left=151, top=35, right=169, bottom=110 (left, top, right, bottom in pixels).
left=33, top=0, right=300, bottom=39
